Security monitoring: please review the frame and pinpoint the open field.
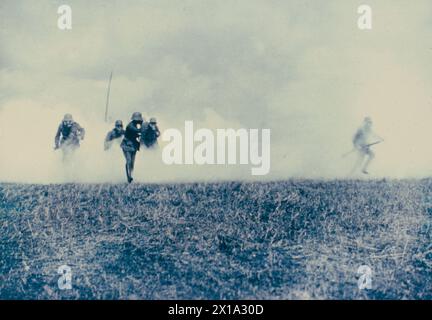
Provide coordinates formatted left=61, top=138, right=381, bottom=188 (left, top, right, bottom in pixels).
left=0, top=180, right=431, bottom=299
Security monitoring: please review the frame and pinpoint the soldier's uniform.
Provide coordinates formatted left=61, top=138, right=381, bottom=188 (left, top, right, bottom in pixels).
left=353, top=126, right=374, bottom=158
left=54, top=114, right=85, bottom=161
left=121, top=112, right=144, bottom=183
left=104, top=120, right=125, bottom=151
left=352, top=117, right=380, bottom=174
left=141, top=117, right=160, bottom=149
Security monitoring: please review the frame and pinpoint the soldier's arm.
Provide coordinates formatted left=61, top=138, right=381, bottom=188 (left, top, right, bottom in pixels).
left=372, top=131, right=384, bottom=142
left=352, top=130, right=364, bottom=148
left=352, top=131, right=359, bottom=145
left=129, top=124, right=142, bottom=135
left=104, top=132, right=112, bottom=150
left=105, top=131, right=113, bottom=142
left=54, top=125, right=62, bottom=149
left=78, top=125, right=86, bottom=140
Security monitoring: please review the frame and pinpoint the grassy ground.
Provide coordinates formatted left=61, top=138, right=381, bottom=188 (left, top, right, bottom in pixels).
left=0, top=180, right=431, bottom=299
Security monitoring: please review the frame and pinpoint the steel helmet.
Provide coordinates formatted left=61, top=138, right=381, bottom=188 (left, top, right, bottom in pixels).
left=131, top=112, right=143, bottom=122
left=149, top=117, right=157, bottom=124
left=115, top=120, right=123, bottom=127
left=63, top=114, right=73, bottom=122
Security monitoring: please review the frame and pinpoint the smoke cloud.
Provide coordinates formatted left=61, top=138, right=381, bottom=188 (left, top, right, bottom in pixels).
left=1, top=0, right=432, bottom=183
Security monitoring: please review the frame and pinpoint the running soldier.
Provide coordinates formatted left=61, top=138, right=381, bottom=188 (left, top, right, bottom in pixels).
left=352, top=117, right=383, bottom=174
left=121, top=112, right=144, bottom=183
left=54, top=114, right=85, bottom=162
left=104, top=120, right=125, bottom=151
left=141, top=117, right=160, bottom=149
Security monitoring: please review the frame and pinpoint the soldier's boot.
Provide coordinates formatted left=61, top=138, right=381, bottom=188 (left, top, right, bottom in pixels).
left=126, top=164, right=133, bottom=183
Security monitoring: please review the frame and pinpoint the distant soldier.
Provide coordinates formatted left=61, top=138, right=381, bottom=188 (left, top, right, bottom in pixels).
left=141, top=117, right=160, bottom=149
left=54, top=114, right=85, bottom=161
left=121, top=112, right=144, bottom=183
left=352, top=117, right=383, bottom=174
left=104, top=120, right=125, bottom=151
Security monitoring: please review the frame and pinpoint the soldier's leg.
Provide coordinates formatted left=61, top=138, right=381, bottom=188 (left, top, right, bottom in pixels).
left=362, top=149, right=375, bottom=174
left=350, top=150, right=365, bottom=175
left=129, top=151, right=138, bottom=182
left=62, top=145, right=72, bottom=163
left=62, top=149, right=67, bottom=163
left=130, top=151, right=136, bottom=173
left=63, top=144, right=78, bottom=163
left=123, top=150, right=133, bottom=183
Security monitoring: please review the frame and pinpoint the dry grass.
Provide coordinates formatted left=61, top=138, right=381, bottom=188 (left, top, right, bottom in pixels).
left=0, top=179, right=431, bottom=299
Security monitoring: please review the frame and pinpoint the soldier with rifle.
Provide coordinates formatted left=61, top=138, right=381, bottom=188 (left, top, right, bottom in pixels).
left=350, top=117, right=383, bottom=174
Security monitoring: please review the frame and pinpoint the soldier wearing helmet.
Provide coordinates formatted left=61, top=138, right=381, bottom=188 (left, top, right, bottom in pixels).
left=120, top=112, right=144, bottom=183
left=352, top=117, right=383, bottom=174
left=54, top=114, right=85, bottom=161
left=104, top=120, right=125, bottom=151
left=141, top=117, right=160, bottom=149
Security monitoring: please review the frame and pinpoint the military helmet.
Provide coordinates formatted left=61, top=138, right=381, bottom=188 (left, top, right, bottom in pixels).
left=63, top=114, right=73, bottom=122
left=115, top=120, right=123, bottom=127
left=131, top=112, right=143, bottom=122
left=149, top=117, right=157, bottom=124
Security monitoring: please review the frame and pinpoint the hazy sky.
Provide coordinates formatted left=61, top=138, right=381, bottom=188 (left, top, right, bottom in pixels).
left=1, top=0, right=432, bottom=182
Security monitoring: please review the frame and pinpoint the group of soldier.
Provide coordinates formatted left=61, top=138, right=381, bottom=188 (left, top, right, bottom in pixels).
left=54, top=112, right=160, bottom=183
left=54, top=112, right=382, bottom=182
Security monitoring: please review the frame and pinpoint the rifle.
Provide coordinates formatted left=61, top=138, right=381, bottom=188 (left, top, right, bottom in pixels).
left=341, top=140, right=383, bottom=158
left=104, top=71, right=113, bottom=123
